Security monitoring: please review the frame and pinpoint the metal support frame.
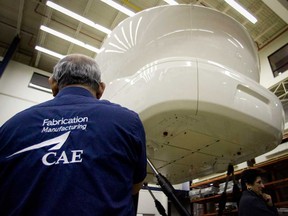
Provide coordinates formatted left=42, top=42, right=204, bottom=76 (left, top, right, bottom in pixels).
left=0, top=35, right=20, bottom=78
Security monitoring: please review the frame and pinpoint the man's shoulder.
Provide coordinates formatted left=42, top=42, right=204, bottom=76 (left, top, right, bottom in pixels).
left=100, top=100, right=138, bottom=115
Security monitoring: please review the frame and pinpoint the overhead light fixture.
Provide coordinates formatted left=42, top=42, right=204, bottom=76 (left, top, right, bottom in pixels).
left=101, top=0, right=135, bottom=17
left=46, top=1, right=111, bottom=34
left=225, top=0, right=257, bottom=24
left=40, top=25, right=100, bottom=53
left=35, top=46, right=64, bottom=59
left=163, top=0, right=179, bottom=5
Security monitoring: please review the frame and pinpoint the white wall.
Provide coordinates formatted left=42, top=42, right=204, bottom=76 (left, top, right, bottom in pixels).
left=259, top=30, right=288, bottom=88
left=137, top=189, right=168, bottom=216
left=0, top=60, right=53, bottom=125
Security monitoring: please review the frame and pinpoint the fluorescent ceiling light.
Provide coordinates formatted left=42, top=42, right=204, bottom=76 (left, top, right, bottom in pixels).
left=35, top=46, right=64, bottom=59
left=40, top=25, right=100, bottom=53
left=225, top=0, right=257, bottom=24
left=163, top=0, right=179, bottom=5
left=101, top=0, right=135, bottom=17
left=46, top=1, right=111, bottom=34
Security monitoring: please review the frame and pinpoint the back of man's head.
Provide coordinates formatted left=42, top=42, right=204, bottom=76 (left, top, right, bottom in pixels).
left=52, top=54, right=101, bottom=91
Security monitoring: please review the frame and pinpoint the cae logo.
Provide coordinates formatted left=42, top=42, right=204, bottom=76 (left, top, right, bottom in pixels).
left=7, top=132, right=83, bottom=166
left=42, top=150, right=83, bottom=165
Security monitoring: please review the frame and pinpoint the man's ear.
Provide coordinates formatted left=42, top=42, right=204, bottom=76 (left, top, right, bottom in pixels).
left=48, top=77, right=59, bottom=96
left=96, top=82, right=106, bottom=99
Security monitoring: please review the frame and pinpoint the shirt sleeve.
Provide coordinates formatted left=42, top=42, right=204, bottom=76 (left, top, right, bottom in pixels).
left=131, top=114, right=147, bottom=184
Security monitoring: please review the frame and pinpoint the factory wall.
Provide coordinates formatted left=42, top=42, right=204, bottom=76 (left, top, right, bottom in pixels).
left=0, top=60, right=53, bottom=125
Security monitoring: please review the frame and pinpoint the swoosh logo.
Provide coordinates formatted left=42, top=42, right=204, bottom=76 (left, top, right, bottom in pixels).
left=7, top=131, right=70, bottom=158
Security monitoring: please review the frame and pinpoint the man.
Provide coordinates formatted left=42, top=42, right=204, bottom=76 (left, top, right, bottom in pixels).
left=0, top=54, right=147, bottom=216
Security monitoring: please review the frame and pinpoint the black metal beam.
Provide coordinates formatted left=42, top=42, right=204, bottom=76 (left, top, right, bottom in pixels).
left=0, top=35, right=20, bottom=78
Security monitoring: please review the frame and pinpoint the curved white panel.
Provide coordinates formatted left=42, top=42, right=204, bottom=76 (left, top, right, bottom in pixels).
left=96, top=5, right=284, bottom=183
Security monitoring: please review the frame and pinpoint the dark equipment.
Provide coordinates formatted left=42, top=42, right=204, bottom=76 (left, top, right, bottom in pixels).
left=231, top=166, right=241, bottom=207
left=218, top=164, right=241, bottom=216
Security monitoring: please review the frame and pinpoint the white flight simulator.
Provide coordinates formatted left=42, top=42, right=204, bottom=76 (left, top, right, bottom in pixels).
left=95, top=5, right=284, bottom=184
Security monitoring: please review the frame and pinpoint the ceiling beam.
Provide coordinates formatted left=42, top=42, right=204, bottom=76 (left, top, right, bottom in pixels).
left=34, top=6, right=53, bottom=67
left=67, top=0, right=94, bottom=55
left=16, top=0, right=25, bottom=35
left=262, top=0, right=288, bottom=24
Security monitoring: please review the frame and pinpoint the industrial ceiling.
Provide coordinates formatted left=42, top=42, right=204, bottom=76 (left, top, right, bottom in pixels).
left=0, top=0, right=287, bottom=74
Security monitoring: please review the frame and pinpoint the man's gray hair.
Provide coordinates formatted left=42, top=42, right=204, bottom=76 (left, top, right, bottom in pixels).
left=52, top=54, right=101, bottom=91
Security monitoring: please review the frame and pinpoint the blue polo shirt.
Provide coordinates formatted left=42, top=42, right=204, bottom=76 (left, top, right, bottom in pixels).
left=0, top=87, right=147, bottom=216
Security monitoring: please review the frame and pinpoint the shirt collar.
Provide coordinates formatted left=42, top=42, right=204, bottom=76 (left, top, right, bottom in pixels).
left=56, top=86, right=95, bottom=98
